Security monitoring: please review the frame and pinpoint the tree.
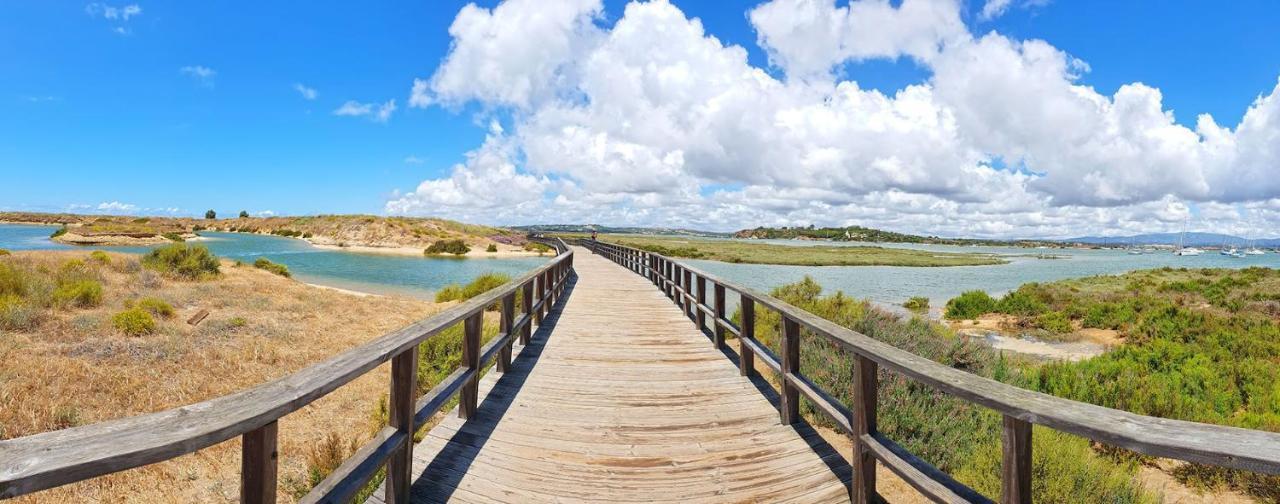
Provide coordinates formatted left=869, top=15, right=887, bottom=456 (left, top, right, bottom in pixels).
left=205, top=209, right=216, bottom=219
left=239, top=210, right=249, bottom=218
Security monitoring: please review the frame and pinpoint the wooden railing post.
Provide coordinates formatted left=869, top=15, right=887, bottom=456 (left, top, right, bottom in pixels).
left=1002, top=416, right=1032, bottom=504
left=780, top=316, right=800, bottom=425
left=740, top=297, right=755, bottom=376
left=683, top=269, right=693, bottom=320
left=696, top=276, right=707, bottom=334
left=853, top=355, right=878, bottom=504
left=532, top=275, right=544, bottom=326
left=385, top=347, right=418, bottom=504
left=713, top=283, right=726, bottom=349
left=460, top=313, right=482, bottom=419
left=240, top=420, right=278, bottom=504
left=498, top=293, right=515, bottom=373
left=521, top=281, right=534, bottom=345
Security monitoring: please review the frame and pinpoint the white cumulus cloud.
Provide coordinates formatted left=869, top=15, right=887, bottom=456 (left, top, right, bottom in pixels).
left=388, top=0, right=1280, bottom=238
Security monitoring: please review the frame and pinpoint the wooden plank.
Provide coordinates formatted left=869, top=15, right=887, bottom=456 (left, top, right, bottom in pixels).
left=521, top=281, right=533, bottom=345
left=713, top=283, right=726, bottom=349
left=385, top=347, right=418, bottom=504
left=861, top=432, right=990, bottom=504
left=499, top=294, right=515, bottom=372
left=780, top=316, right=800, bottom=425
left=696, top=275, right=707, bottom=334
left=1002, top=416, right=1031, bottom=504
left=240, top=420, right=277, bottom=504
left=740, top=297, right=755, bottom=377
left=460, top=312, right=482, bottom=420
left=853, top=354, right=878, bottom=504
left=302, top=427, right=406, bottom=504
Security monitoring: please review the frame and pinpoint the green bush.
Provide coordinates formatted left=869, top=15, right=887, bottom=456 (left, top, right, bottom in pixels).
left=956, top=428, right=1155, bottom=503
left=89, top=250, right=111, bottom=264
left=486, top=244, right=498, bottom=253
left=944, top=290, right=996, bottom=320
left=903, top=296, right=929, bottom=311
left=0, top=262, right=28, bottom=297
left=523, top=242, right=552, bottom=253
left=112, top=307, right=156, bottom=336
left=0, top=294, right=42, bottom=331
left=52, top=280, right=103, bottom=308
left=50, top=226, right=68, bottom=238
left=0, top=248, right=10, bottom=256
left=425, top=239, right=470, bottom=255
left=253, top=257, right=291, bottom=278
left=162, top=232, right=185, bottom=242
left=996, top=288, right=1048, bottom=316
left=1035, top=310, right=1073, bottom=334
left=434, top=285, right=464, bottom=303
left=134, top=297, right=175, bottom=318
left=205, top=209, right=217, bottom=219
left=239, top=210, right=250, bottom=218
left=141, top=244, right=220, bottom=280
left=433, top=273, right=511, bottom=310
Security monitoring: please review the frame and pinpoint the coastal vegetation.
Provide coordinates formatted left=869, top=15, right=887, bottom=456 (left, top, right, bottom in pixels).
left=735, top=224, right=1061, bottom=247
left=141, top=243, right=221, bottom=280
left=434, top=272, right=511, bottom=304
left=1, top=212, right=537, bottom=254
left=902, top=296, right=930, bottom=311
left=0, top=248, right=438, bottom=502
left=734, top=277, right=1156, bottom=501
left=253, top=257, right=291, bottom=277
left=424, top=238, right=470, bottom=255
left=595, top=235, right=1006, bottom=267
left=940, top=267, right=1280, bottom=499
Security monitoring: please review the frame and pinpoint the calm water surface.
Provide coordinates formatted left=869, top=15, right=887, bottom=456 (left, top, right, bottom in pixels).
left=677, top=238, right=1280, bottom=311
left=0, top=224, right=548, bottom=299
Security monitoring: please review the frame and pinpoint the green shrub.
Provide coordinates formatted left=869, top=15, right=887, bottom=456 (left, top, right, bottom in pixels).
left=89, top=250, right=111, bottom=264
left=132, top=217, right=151, bottom=224
left=433, top=273, right=511, bottom=309
left=239, top=210, right=250, bottom=218
left=903, top=296, right=929, bottom=311
left=0, top=248, right=10, bottom=256
left=944, top=290, right=996, bottom=320
left=0, top=294, right=42, bottom=331
left=302, top=232, right=313, bottom=239
left=1035, top=311, right=1073, bottom=334
left=141, top=244, right=220, bottom=280
left=112, top=307, right=156, bottom=336
left=523, top=242, right=552, bottom=253
left=162, top=232, right=185, bottom=242
left=253, top=257, right=291, bottom=278
left=425, top=239, right=470, bottom=255
left=134, top=297, right=175, bottom=318
left=52, top=280, right=103, bottom=308
left=486, top=243, right=498, bottom=253
left=0, top=262, right=29, bottom=297
left=434, top=285, right=464, bottom=303
left=996, top=288, right=1048, bottom=316
left=956, top=428, right=1156, bottom=503
left=50, top=226, right=68, bottom=238
left=205, top=209, right=217, bottom=219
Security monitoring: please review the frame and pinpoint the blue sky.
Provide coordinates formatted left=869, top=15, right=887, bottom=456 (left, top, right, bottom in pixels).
left=3, top=1, right=1280, bottom=237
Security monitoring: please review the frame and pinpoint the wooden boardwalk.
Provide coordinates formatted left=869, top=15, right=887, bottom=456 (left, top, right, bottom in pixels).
left=374, top=246, right=851, bottom=503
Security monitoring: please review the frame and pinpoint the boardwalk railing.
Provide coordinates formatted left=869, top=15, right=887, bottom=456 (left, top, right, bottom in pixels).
left=0, top=238, right=574, bottom=503
left=581, top=239, right=1280, bottom=504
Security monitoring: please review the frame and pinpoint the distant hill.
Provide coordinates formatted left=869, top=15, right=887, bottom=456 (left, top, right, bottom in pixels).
left=732, top=225, right=1060, bottom=247
left=1064, top=232, right=1280, bottom=248
left=516, top=224, right=730, bottom=238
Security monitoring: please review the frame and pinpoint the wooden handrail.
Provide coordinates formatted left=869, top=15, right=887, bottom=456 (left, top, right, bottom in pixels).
left=580, top=238, right=1280, bottom=504
left=0, top=238, right=575, bottom=503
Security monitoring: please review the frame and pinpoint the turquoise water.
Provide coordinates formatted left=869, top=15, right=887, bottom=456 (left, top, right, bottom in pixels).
left=687, top=240, right=1280, bottom=313
left=0, top=224, right=548, bottom=299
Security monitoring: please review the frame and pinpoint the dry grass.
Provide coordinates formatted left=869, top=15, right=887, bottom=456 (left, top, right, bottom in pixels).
left=0, top=250, right=438, bottom=503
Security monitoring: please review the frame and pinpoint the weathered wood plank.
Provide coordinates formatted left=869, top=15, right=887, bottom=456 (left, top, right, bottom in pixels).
left=240, top=420, right=277, bottom=504
left=1002, top=416, right=1031, bottom=504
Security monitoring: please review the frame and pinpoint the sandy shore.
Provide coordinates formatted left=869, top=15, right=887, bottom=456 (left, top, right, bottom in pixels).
left=305, top=282, right=379, bottom=297
left=309, top=241, right=551, bottom=258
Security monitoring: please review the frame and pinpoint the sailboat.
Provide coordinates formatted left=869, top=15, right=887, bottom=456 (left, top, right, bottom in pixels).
left=1245, top=239, right=1266, bottom=255
left=1174, top=222, right=1203, bottom=256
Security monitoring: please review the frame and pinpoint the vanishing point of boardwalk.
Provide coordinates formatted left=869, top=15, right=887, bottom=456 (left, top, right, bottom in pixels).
left=371, top=246, right=851, bottom=503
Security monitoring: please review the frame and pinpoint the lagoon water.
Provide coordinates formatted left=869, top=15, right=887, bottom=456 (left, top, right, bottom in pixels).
left=7, top=223, right=1279, bottom=307
left=0, top=224, right=549, bottom=299
left=680, top=239, right=1280, bottom=313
